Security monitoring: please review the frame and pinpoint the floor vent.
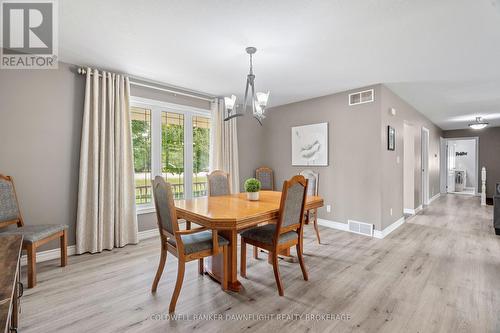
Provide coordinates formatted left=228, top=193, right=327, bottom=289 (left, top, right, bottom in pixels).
left=348, top=220, right=374, bottom=237
left=349, top=89, right=374, bottom=106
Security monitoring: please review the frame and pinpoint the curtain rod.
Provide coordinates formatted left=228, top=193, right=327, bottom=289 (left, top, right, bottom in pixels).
left=76, top=67, right=215, bottom=102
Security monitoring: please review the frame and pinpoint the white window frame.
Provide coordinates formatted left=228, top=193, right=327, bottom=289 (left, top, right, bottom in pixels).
left=131, top=96, right=211, bottom=214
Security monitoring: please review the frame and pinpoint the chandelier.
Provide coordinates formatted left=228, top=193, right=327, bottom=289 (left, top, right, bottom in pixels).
left=224, top=47, right=270, bottom=125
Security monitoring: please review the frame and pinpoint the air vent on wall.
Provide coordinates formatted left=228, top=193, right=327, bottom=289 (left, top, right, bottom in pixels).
left=349, top=89, right=374, bottom=106
left=348, top=220, right=374, bottom=237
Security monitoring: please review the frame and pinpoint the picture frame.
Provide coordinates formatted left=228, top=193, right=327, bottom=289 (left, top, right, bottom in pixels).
left=291, top=122, right=329, bottom=166
left=387, top=126, right=395, bottom=151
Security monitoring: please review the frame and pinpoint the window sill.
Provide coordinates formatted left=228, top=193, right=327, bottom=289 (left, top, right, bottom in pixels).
left=137, top=205, right=155, bottom=215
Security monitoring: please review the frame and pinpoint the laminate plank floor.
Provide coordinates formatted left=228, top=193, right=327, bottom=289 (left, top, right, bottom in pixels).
left=19, top=195, right=500, bottom=333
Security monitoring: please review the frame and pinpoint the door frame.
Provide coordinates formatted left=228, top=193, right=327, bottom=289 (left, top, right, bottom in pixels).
left=403, top=122, right=415, bottom=213
left=421, top=127, right=430, bottom=205
left=441, top=136, right=479, bottom=196
left=439, top=137, right=447, bottom=194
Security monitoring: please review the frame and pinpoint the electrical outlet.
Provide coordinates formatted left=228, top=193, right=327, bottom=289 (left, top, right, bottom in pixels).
left=326, top=205, right=331, bottom=213
left=390, top=208, right=393, bottom=216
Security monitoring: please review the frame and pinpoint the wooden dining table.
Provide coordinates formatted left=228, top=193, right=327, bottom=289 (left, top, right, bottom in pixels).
left=175, top=190, right=324, bottom=292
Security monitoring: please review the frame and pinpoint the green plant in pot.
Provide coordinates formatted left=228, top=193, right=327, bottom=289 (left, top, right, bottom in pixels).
left=244, top=178, right=261, bottom=201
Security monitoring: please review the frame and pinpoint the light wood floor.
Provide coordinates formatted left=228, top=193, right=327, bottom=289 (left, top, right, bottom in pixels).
left=19, top=195, right=500, bottom=333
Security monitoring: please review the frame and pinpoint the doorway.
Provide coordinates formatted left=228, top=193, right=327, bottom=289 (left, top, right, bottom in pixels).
left=403, top=123, right=415, bottom=214
left=421, top=127, right=430, bottom=205
left=443, top=137, right=478, bottom=195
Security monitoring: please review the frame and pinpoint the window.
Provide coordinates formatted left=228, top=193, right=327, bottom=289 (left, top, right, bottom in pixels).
left=192, top=116, right=210, bottom=197
left=131, top=107, right=152, bottom=204
left=162, top=112, right=185, bottom=199
left=130, top=98, right=211, bottom=210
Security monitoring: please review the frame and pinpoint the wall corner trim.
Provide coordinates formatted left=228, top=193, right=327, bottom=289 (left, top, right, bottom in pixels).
left=373, top=216, right=405, bottom=239
left=20, top=228, right=160, bottom=266
left=429, top=193, right=441, bottom=204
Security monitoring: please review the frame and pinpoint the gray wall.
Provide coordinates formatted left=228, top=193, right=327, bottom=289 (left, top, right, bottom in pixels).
left=444, top=127, right=500, bottom=198
left=0, top=62, right=209, bottom=251
left=257, top=85, right=384, bottom=229
left=245, top=84, right=442, bottom=231
left=130, top=82, right=211, bottom=110
left=0, top=63, right=84, bottom=251
left=237, top=115, right=266, bottom=190
left=379, top=86, right=442, bottom=229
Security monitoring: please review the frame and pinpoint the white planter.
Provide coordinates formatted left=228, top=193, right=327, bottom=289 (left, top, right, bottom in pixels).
left=247, top=191, right=260, bottom=201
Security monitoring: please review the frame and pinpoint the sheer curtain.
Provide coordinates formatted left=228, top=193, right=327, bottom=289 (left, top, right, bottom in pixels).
left=210, top=98, right=240, bottom=193
left=76, top=68, right=138, bottom=254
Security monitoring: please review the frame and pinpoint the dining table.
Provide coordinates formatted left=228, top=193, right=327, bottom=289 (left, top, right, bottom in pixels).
left=175, top=190, right=324, bottom=292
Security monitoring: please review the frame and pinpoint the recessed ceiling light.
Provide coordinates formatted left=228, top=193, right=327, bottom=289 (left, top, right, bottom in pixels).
left=468, top=117, right=488, bottom=130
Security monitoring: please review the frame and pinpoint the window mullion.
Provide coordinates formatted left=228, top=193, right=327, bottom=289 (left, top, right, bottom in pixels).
left=151, top=107, right=162, bottom=179
left=184, top=112, right=194, bottom=199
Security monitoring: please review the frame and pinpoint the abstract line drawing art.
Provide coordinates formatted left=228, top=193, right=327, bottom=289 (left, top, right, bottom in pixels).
left=291, top=123, right=328, bottom=166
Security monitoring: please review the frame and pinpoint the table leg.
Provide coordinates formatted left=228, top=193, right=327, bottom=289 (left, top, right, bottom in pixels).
left=205, top=229, right=242, bottom=292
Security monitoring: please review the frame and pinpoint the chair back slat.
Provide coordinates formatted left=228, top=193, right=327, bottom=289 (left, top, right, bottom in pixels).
left=152, top=176, right=179, bottom=237
left=299, top=170, right=318, bottom=196
left=275, top=176, right=308, bottom=237
left=256, top=167, right=274, bottom=191
left=208, top=170, right=230, bottom=196
left=0, top=175, right=22, bottom=227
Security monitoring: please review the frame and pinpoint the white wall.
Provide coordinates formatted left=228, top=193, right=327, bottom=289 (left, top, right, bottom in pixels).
left=403, top=123, right=415, bottom=210
left=449, top=139, right=476, bottom=189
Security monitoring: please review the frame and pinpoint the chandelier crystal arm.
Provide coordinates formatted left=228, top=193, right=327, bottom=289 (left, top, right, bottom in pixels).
left=224, top=46, right=269, bottom=125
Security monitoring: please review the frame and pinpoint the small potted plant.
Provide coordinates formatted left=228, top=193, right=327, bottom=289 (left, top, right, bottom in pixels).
left=244, top=178, right=261, bottom=201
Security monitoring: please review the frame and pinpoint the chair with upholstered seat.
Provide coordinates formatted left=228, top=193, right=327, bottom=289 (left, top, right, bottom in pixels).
left=255, top=166, right=274, bottom=191
left=207, top=170, right=230, bottom=196
left=299, top=169, right=321, bottom=244
left=0, top=174, right=67, bottom=288
left=150, top=176, right=229, bottom=313
left=240, top=175, right=309, bottom=296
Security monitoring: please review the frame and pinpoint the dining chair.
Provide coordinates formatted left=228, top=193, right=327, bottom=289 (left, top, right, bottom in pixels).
left=0, top=174, right=67, bottom=288
left=207, top=170, right=230, bottom=196
left=151, top=176, right=229, bottom=313
left=184, top=170, right=230, bottom=231
left=253, top=166, right=275, bottom=259
left=255, top=166, right=274, bottom=191
left=299, top=169, right=321, bottom=244
left=240, top=175, right=309, bottom=296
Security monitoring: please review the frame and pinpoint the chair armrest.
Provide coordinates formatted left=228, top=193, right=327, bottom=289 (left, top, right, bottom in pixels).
left=175, top=226, right=208, bottom=235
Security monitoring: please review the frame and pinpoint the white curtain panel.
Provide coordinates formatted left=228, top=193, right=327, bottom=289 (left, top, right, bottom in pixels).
left=76, top=68, right=138, bottom=254
left=210, top=98, right=240, bottom=193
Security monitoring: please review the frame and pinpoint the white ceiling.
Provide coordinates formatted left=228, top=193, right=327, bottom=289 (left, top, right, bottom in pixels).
left=59, top=0, right=500, bottom=130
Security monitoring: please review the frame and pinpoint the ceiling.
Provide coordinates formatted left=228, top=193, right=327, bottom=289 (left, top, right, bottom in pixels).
left=59, top=0, right=500, bottom=130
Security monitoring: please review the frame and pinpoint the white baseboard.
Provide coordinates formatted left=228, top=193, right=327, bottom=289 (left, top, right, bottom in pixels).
left=404, top=208, right=415, bottom=215
left=429, top=193, right=441, bottom=204
left=415, top=205, right=423, bottom=214
left=317, top=218, right=349, bottom=232
left=20, top=228, right=159, bottom=266
left=373, top=217, right=405, bottom=239
left=318, top=216, right=405, bottom=240
left=405, top=203, right=424, bottom=215
left=21, top=245, right=77, bottom=266
left=138, top=228, right=159, bottom=241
